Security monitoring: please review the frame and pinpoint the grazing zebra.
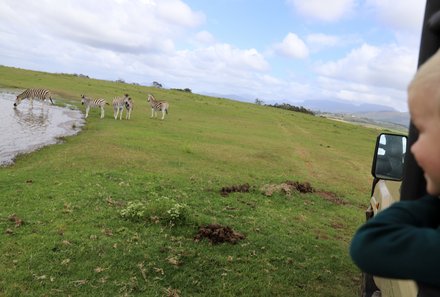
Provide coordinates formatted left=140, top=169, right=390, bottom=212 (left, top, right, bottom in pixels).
left=81, top=95, right=108, bottom=119
left=147, top=94, right=169, bottom=120
left=125, top=97, right=133, bottom=120
left=112, top=94, right=131, bottom=120
left=14, top=88, right=54, bottom=107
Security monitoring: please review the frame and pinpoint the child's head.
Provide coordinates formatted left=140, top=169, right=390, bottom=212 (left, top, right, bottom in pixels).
left=408, top=49, right=440, bottom=195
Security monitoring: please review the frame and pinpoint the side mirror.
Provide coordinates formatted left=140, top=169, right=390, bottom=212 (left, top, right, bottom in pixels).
left=371, top=133, right=407, bottom=181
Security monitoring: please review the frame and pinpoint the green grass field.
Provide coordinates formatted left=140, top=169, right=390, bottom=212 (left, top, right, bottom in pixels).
left=0, top=65, right=386, bottom=296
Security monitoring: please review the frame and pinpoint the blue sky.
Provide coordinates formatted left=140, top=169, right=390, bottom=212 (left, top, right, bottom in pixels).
left=0, top=0, right=426, bottom=111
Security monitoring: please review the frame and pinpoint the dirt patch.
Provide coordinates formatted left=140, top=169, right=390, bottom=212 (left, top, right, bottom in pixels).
left=8, top=214, right=24, bottom=227
left=260, top=181, right=348, bottom=205
left=194, top=224, right=245, bottom=244
left=315, top=191, right=347, bottom=205
left=261, top=181, right=314, bottom=196
left=220, top=183, right=250, bottom=196
left=285, top=181, right=314, bottom=193
left=330, top=221, right=345, bottom=229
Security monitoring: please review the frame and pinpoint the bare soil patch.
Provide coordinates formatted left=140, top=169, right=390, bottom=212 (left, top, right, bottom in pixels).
left=315, top=191, right=348, bottom=205
left=220, top=183, right=250, bottom=196
left=260, top=180, right=314, bottom=196
left=194, top=224, right=245, bottom=244
left=260, top=181, right=348, bottom=205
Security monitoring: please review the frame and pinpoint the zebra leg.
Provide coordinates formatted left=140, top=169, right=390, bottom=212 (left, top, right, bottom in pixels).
left=101, top=106, right=105, bottom=119
left=119, top=107, right=123, bottom=120
left=114, top=107, right=118, bottom=120
left=151, top=108, right=154, bottom=118
left=85, top=106, right=90, bottom=118
left=161, top=110, right=165, bottom=120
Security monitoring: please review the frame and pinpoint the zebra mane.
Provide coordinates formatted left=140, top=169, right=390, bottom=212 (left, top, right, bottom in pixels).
left=81, top=94, right=91, bottom=101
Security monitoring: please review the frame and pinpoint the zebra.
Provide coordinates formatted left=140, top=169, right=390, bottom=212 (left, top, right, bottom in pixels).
left=81, top=95, right=108, bottom=119
left=147, top=94, right=169, bottom=120
left=125, top=97, right=133, bottom=120
left=14, top=88, right=54, bottom=107
left=112, top=94, right=131, bottom=120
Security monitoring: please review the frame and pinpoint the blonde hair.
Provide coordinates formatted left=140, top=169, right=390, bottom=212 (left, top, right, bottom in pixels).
left=408, top=49, right=440, bottom=113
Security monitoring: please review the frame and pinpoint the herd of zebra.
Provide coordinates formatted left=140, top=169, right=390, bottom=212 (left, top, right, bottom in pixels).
left=13, top=88, right=170, bottom=120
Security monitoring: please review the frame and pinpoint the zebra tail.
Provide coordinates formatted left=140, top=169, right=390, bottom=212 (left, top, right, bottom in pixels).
left=165, top=108, right=168, bottom=114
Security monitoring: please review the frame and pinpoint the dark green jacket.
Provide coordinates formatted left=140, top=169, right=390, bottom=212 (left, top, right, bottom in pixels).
left=350, top=195, right=440, bottom=287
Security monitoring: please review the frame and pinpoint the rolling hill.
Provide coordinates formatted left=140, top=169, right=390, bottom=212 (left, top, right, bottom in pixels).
left=0, top=65, right=387, bottom=296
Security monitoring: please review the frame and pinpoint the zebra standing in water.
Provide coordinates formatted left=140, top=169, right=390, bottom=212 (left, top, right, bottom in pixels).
left=112, top=94, right=131, bottom=120
left=147, top=94, right=169, bottom=120
left=81, top=95, right=108, bottom=119
left=14, top=88, right=54, bottom=107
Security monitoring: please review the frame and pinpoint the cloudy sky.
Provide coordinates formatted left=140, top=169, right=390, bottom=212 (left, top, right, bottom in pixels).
left=0, top=0, right=426, bottom=111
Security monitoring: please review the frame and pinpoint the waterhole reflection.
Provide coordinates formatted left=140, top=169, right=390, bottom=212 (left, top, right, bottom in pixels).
left=0, top=89, right=85, bottom=166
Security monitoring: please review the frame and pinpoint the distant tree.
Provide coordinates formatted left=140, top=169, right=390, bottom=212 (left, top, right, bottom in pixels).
left=267, top=103, right=315, bottom=116
left=170, top=88, right=192, bottom=93
left=255, top=98, right=264, bottom=105
left=116, top=78, right=126, bottom=84
left=152, top=81, right=163, bottom=88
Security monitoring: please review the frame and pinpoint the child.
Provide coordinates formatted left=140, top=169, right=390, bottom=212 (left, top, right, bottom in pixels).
left=350, top=49, right=440, bottom=288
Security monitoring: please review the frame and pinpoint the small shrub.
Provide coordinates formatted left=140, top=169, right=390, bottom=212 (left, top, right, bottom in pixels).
left=119, top=198, right=189, bottom=227
left=119, top=201, right=147, bottom=222
left=164, top=202, right=189, bottom=226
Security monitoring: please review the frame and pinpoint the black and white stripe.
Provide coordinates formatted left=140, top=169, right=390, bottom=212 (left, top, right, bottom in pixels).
left=147, top=94, right=169, bottom=120
left=112, top=94, right=131, bottom=120
left=81, top=95, right=108, bottom=119
left=125, top=97, right=133, bottom=120
left=14, top=88, right=54, bottom=107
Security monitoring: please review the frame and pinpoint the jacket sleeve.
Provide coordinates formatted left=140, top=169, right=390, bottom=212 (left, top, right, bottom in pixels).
left=350, top=195, right=440, bottom=287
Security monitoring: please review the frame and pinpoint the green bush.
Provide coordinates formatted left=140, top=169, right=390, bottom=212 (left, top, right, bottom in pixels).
left=119, top=198, right=189, bottom=227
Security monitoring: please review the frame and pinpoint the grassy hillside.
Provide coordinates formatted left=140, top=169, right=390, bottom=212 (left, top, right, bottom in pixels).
left=0, top=65, right=384, bottom=296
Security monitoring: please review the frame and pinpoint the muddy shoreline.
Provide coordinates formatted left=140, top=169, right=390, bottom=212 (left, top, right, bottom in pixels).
left=0, top=89, right=85, bottom=166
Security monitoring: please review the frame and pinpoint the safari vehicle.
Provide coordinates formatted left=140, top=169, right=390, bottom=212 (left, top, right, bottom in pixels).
left=360, top=1, right=440, bottom=297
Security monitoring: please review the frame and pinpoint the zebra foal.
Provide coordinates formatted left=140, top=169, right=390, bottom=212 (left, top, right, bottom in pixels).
left=14, top=88, right=54, bottom=107
left=147, top=94, right=169, bottom=120
left=81, top=95, right=108, bottom=119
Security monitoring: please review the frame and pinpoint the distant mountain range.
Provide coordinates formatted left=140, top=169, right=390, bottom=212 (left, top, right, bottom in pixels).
left=200, top=92, right=410, bottom=131
left=296, top=99, right=410, bottom=131
left=297, top=99, right=397, bottom=113
left=298, top=99, right=410, bottom=131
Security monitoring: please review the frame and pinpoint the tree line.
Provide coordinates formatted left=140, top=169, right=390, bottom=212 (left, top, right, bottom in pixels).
left=255, top=99, right=315, bottom=116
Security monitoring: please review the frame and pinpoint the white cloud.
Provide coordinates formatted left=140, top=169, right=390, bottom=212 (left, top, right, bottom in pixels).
left=312, top=43, right=418, bottom=111
left=316, top=43, right=417, bottom=90
left=0, top=0, right=204, bottom=54
left=287, top=0, right=357, bottom=22
left=273, top=33, right=309, bottom=59
left=194, top=31, right=216, bottom=46
left=306, top=34, right=340, bottom=48
left=180, top=44, right=270, bottom=73
left=156, top=0, right=205, bottom=28
left=365, top=0, right=425, bottom=48
left=317, top=76, right=408, bottom=111
left=0, top=0, right=424, bottom=112
left=365, top=0, right=425, bottom=33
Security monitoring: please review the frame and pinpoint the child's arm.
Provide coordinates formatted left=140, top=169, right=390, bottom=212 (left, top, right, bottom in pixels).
left=350, top=195, right=440, bottom=287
